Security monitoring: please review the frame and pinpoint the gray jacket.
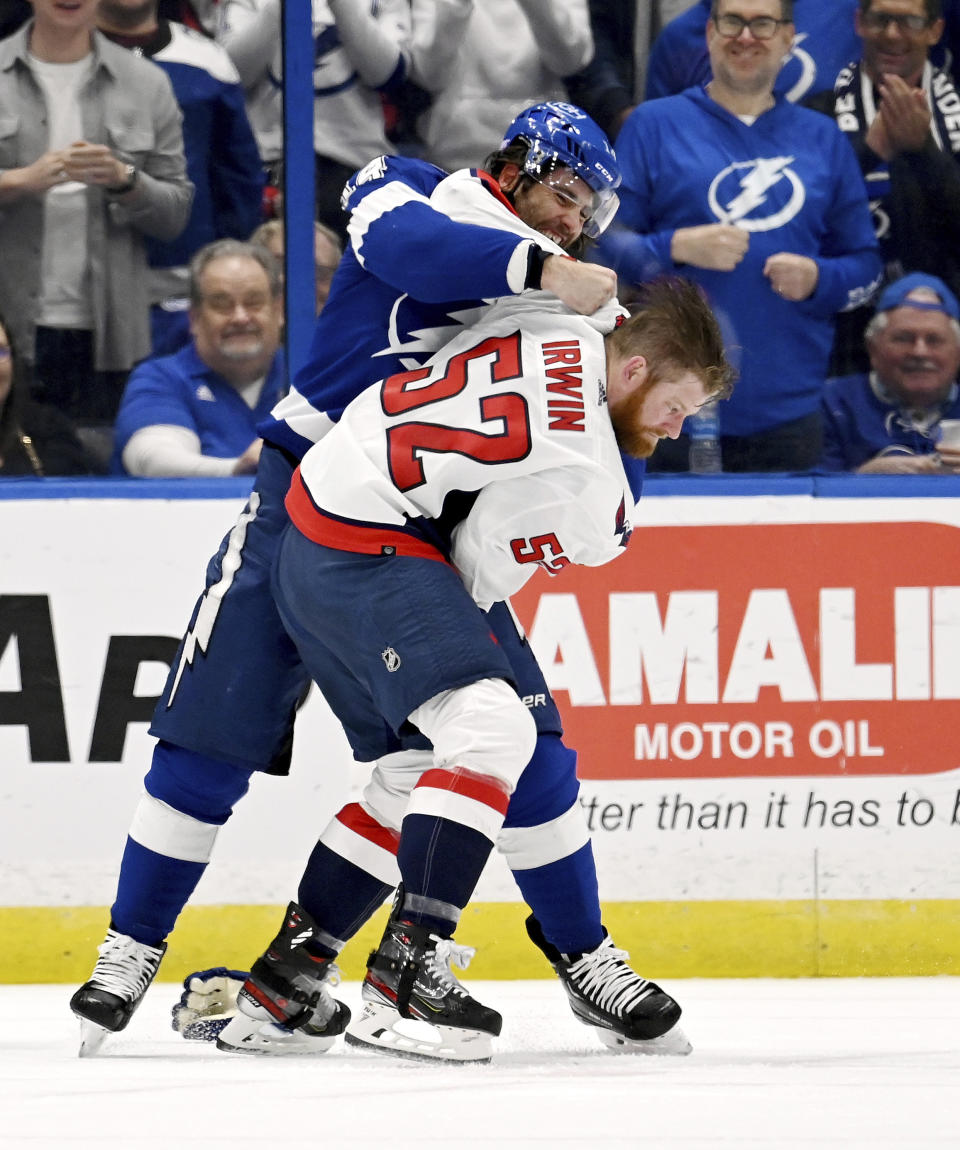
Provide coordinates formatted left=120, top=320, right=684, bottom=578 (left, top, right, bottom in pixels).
left=0, top=26, right=194, bottom=371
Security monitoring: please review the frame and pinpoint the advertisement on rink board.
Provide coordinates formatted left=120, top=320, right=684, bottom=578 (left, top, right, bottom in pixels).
left=506, top=496, right=960, bottom=899
left=510, top=519, right=960, bottom=782
left=0, top=487, right=958, bottom=909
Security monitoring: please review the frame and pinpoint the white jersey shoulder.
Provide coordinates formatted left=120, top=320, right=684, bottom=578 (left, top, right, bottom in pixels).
left=430, top=169, right=565, bottom=255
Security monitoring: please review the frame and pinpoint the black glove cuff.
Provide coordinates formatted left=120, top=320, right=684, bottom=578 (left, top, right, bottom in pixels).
left=524, top=245, right=550, bottom=291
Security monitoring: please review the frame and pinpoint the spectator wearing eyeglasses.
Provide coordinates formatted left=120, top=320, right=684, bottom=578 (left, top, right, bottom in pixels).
left=111, top=239, right=286, bottom=476
left=807, top=0, right=960, bottom=377
left=595, top=0, right=881, bottom=472
left=645, top=0, right=862, bottom=106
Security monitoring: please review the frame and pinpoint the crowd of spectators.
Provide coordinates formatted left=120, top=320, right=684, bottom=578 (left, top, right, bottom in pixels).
left=2, top=0, right=960, bottom=479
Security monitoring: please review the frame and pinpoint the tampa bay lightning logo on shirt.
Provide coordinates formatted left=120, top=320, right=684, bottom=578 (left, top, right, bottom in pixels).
left=708, top=157, right=806, bottom=232
left=779, top=33, right=816, bottom=104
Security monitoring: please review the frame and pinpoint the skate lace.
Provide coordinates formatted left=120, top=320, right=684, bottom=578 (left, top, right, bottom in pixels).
left=423, top=938, right=476, bottom=997
left=566, top=940, right=653, bottom=1018
left=90, top=930, right=163, bottom=999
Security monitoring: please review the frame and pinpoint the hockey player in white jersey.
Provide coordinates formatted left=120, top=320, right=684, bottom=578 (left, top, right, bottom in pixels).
left=72, top=103, right=711, bottom=1061
left=218, top=277, right=733, bottom=1061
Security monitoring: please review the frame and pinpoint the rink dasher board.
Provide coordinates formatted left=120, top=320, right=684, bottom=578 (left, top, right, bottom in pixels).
left=1, top=477, right=958, bottom=979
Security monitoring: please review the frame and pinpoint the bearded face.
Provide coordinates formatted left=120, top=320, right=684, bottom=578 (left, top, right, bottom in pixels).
left=609, top=370, right=711, bottom=457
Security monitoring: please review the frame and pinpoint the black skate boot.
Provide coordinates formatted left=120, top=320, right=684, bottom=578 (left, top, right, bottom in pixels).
left=345, top=914, right=502, bottom=1063
left=526, top=915, right=691, bottom=1055
left=216, top=901, right=351, bottom=1055
left=70, top=928, right=167, bottom=1057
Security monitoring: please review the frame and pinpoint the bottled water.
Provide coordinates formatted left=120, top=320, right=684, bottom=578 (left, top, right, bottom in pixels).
left=687, top=401, right=722, bottom=473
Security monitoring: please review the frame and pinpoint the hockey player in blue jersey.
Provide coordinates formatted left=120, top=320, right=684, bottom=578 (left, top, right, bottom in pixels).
left=597, top=0, right=882, bottom=471
left=70, top=104, right=689, bottom=1059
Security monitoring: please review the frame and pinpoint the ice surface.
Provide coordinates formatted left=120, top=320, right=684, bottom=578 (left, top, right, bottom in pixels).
left=2, top=978, right=957, bottom=1149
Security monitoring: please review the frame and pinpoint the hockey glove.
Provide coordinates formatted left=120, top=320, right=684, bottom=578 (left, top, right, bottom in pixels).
left=171, top=967, right=249, bottom=1042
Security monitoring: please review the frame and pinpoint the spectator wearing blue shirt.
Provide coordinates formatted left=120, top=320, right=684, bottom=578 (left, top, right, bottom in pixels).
left=820, top=272, right=960, bottom=472
left=98, top=0, right=265, bottom=356
left=596, top=0, right=881, bottom=471
left=112, top=240, right=285, bottom=476
left=645, top=0, right=862, bottom=104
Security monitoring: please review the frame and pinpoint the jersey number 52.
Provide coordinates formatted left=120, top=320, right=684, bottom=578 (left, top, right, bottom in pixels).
left=381, top=332, right=531, bottom=491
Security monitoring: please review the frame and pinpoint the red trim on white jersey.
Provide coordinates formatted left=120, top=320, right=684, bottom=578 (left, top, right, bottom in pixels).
left=474, top=168, right=522, bottom=219
left=285, top=468, right=450, bottom=564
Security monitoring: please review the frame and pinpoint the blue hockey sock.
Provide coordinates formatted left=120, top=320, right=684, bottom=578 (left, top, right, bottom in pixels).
left=297, top=838, right=393, bottom=953
left=110, top=836, right=207, bottom=948
left=511, top=841, right=604, bottom=955
left=501, top=733, right=604, bottom=954
left=109, top=743, right=253, bottom=947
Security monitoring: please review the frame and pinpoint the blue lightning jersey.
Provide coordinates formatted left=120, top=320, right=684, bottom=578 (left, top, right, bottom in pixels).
left=154, top=156, right=620, bottom=769
left=257, top=157, right=537, bottom=459
left=820, top=373, right=960, bottom=471
left=645, top=0, right=862, bottom=105
left=598, top=86, right=881, bottom=436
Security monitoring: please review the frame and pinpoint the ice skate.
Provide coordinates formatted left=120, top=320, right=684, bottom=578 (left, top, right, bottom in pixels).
left=526, top=915, right=692, bottom=1056
left=216, top=902, right=350, bottom=1055
left=345, top=915, right=501, bottom=1063
left=70, top=928, right=167, bottom=1057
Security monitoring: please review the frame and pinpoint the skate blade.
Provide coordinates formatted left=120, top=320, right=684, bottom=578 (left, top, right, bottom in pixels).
left=345, top=1001, right=493, bottom=1064
left=595, top=1024, right=692, bottom=1056
left=77, top=1018, right=112, bottom=1058
left=215, top=1013, right=337, bottom=1056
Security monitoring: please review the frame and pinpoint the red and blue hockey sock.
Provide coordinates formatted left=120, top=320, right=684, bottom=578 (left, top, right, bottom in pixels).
left=395, top=766, right=510, bottom=936
left=296, top=805, right=398, bottom=956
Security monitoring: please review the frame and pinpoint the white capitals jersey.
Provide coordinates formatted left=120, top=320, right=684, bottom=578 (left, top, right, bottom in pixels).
left=289, top=292, right=635, bottom=611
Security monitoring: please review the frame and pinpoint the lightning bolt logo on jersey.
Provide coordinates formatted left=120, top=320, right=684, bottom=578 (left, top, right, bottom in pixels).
left=709, top=157, right=805, bottom=232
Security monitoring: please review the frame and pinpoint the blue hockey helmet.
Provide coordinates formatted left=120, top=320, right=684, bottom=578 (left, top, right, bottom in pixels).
left=500, top=101, right=621, bottom=237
